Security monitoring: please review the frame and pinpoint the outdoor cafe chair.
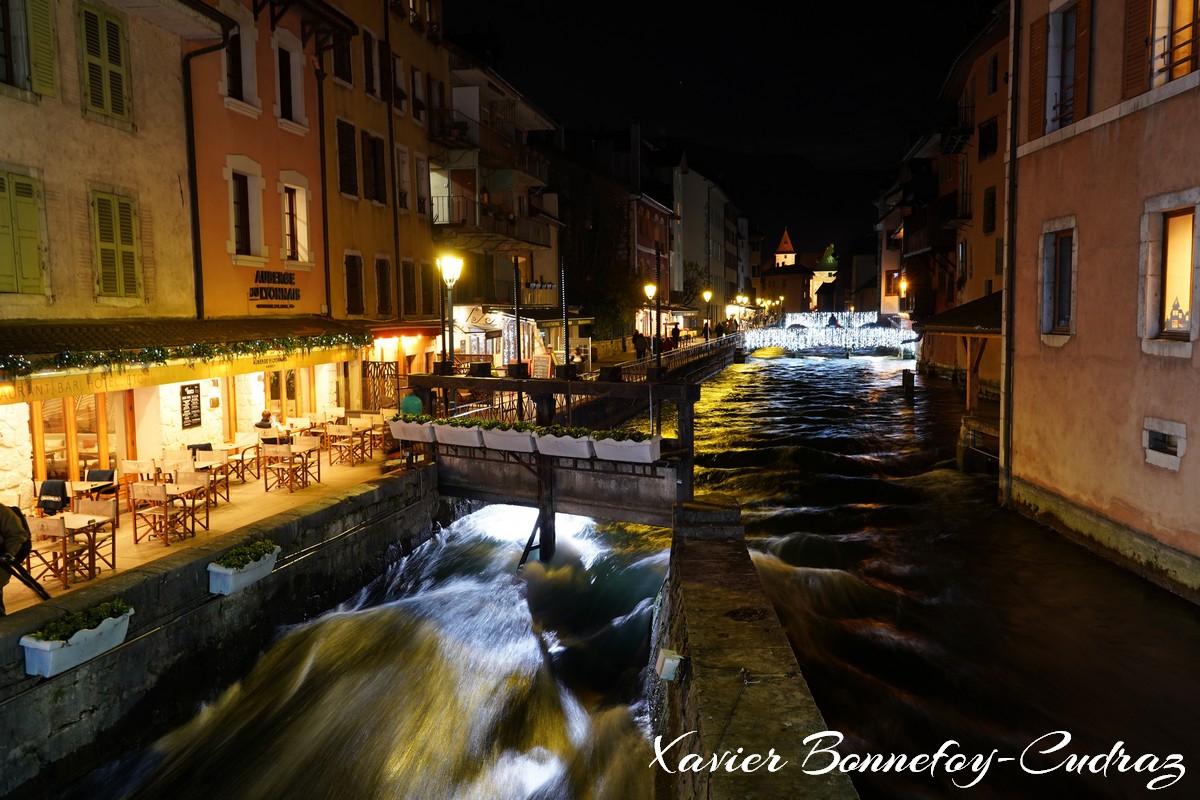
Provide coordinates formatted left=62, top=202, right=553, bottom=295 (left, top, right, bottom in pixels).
left=75, top=497, right=118, bottom=572
left=262, top=443, right=303, bottom=493
left=229, top=439, right=261, bottom=482
left=35, top=479, right=70, bottom=516
left=294, top=435, right=322, bottom=486
left=130, top=482, right=188, bottom=546
left=195, top=448, right=232, bottom=504
left=26, top=515, right=86, bottom=588
left=172, top=469, right=211, bottom=533
left=326, top=424, right=362, bottom=467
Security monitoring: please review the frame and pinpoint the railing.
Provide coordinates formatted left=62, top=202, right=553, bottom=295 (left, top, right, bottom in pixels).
left=431, top=195, right=550, bottom=247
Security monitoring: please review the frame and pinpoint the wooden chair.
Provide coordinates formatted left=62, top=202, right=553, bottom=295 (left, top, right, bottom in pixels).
left=326, top=424, right=362, bottom=466
left=195, top=449, right=232, bottom=504
left=294, top=435, right=322, bottom=486
left=130, top=483, right=188, bottom=546
left=26, top=516, right=86, bottom=587
left=362, top=414, right=386, bottom=458
left=229, top=438, right=261, bottom=482
left=262, top=443, right=303, bottom=492
left=35, top=479, right=70, bottom=516
left=172, top=469, right=211, bottom=533
left=76, top=497, right=118, bottom=572
left=160, top=452, right=193, bottom=484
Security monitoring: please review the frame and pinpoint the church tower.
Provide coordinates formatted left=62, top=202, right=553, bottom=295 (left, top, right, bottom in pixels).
left=775, top=228, right=797, bottom=267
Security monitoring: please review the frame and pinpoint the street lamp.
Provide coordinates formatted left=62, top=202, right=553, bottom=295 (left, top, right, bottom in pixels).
left=652, top=244, right=663, bottom=375
left=702, top=289, right=712, bottom=335
left=437, top=255, right=463, bottom=377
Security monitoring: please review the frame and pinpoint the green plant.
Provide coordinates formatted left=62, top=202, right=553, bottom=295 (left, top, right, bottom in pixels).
left=537, top=424, right=591, bottom=439
left=494, top=420, right=537, bottom=433
left=593, top=428, right=652, bottom=442
left=391, top=412, right=432, bottom=423
left=443, top=415, right=484, bottom=428
left=28, top=598, right=133, bottom=641
left=216, top=538, right=278, bottom=570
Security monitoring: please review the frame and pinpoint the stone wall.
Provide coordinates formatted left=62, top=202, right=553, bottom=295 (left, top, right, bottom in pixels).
left=0, top=465, right=438, bottom=799
left=0, top=404, right=33, bottom=507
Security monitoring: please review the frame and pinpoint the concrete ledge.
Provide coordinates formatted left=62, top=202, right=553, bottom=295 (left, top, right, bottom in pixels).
left=1011, top=476, right=1200, bottom=601
left=654, top=507, right=858, bottom=799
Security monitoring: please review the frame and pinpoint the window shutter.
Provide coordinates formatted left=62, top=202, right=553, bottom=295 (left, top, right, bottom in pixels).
left=94, top=193, right=120, bottom=295
left=1028, top=14, right=1047, bottom=142
left=337, top=120, right=358, bottom=196
left=379, top=39, right=390, bottom=102
left=117, top=197, right=139, bottom=296
left=103, top=16, right=128, bottom=118
left=362, top=30, right=375, bottom=96
left=1122, top=0, right=1151, bottom=99
left=376, top=258, right=392, bottom=315
left=1073, top=0, right=1091, bottom=119
left=28, top=0, right=58, bottom=97
left=82, top=9, right=107, bottom=112
left=0, top=176, right=16, bottom=292
left=12, top=176, right=44, bottom=292
left=346, top=254, right=364, bottom=314
left=361, top=131, right=375, bottom=200
left=81, top=7, right=129, bottom=119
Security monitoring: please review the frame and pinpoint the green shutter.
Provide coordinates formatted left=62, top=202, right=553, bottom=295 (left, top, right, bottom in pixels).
left=117, top=197, right=139, bottom=296
left=27, top=0, right=58, bottom=97
left=0, top=176, right=16, bottom=293
left=93, top=192, right=140, bottom=297
left=11, top=176, right=44, bottom=292
left=81, top=6, right=130, bottom=119
left=94, top=193, right=120, bottom=295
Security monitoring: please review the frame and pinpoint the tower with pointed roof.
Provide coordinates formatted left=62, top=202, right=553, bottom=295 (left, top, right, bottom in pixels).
left=775, top=228, right=797, bottom=267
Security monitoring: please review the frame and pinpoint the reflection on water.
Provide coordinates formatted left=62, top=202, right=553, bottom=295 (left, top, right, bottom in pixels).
left=72, top=355, right=1200, bottom=800
left=695, top=357, right=1200, bottom=799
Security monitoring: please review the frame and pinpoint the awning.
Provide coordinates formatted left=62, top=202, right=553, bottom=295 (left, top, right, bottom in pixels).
left=912, top=290, right=1002, bottom=336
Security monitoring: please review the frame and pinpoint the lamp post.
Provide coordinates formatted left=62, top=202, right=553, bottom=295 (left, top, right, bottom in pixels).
left=702, top=289, right=712, bottom=336
left=652, top=244, right=663, bottom=375
left=437, top=256, right=463, bottom=411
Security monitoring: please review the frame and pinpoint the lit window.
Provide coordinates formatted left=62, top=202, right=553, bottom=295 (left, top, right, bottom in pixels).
left=279, top=172, right=310, bottom=265
left=1152, top=0, right=1199, bottom=86
left=226, top=155, right=264, bottom=261
left=1160, top=209, right=1193, bottom=338
left=1040, top=218, right=1076, bottom=340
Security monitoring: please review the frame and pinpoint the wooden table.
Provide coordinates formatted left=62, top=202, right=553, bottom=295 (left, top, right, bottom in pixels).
left=293, top=439, right=322, bottom=486
left=61, top=511, right=114, bottom=582
left=71, top=480, right=115, bottom=510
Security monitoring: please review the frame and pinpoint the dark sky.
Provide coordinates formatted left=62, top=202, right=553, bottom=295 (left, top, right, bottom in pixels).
left=445, top=2, right=998, bottom=257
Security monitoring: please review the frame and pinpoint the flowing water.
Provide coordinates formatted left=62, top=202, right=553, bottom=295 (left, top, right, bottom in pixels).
left=72, top=356, right=1199, bottom=799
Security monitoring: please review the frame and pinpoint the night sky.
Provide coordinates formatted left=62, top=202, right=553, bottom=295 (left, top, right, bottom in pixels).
left=445, top=1, right=998, bottom=257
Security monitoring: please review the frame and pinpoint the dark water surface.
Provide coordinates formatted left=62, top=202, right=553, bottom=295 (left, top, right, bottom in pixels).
left=71, top=356, right=1199, bottom=799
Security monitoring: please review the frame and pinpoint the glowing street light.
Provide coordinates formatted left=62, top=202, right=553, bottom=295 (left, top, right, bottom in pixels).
left=702, top=289, right=712, bottom=335
left=437, top=255, right=463, bottom=381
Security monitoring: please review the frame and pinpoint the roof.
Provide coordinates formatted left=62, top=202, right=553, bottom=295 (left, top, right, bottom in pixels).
left=0, top=316, right=372, bottom=359
left=912, top=290, right=1003, bottom=336
left=776, top=228, right=795, bottom=254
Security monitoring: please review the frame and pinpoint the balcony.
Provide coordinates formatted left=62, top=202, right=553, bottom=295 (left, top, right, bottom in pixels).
left=429, top=111, right=549, bottom=184
left=432, top=195, right=551, bottom=253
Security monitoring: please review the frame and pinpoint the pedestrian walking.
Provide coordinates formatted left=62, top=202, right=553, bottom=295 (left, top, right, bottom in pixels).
left=702, top=321, right=711, bottom=342
left=633, top=331, right=647, bottom=360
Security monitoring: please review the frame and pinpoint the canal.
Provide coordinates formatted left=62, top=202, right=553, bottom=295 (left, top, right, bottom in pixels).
left=67, top=356, right=1199, bottom=799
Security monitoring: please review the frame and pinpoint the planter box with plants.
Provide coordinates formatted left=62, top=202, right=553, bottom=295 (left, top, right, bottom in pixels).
left=535, top=425, right=595, bottom=458
left=481, top=420, right=539, bottom=452
left=207, top=539, right=281, bottom=596
left=387, top=413, right=437, bottom=443
left=591, top=430, right=663, bottom=463
left=432, top=417, right=485, bottom=448
left=19, top=598, right=134, bottom=678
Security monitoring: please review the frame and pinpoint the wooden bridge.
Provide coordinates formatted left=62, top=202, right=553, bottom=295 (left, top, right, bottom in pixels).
left=403, top=337, right=740, bottom=564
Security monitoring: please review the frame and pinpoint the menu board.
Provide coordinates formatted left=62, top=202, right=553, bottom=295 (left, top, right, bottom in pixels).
left=181, top=383, right=202, bottom=429
left=531, top=355, right=554, bottom=379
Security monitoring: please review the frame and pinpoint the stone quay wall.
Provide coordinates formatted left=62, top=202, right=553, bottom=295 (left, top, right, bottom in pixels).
left=652, top=496, right=859, bottom=800
left=0, top=465, right=438, bottom=799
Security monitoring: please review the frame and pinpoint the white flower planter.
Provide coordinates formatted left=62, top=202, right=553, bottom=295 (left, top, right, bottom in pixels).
left=387, top=420, right=437, bottom=443
left=482, top=428, right=538, bottom=452
left=433, top=424, right=484, bottom=448
left=536, top=434, right=595, bottom=458
left=592, top=436, right=662, bottom=463
left=207, top=546, right=281, bottom=596
left=20, top=609, right=134, bottom=678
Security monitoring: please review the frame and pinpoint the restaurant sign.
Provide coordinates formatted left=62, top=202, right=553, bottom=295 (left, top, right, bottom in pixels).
left=181, top=383, right=202, bottom=429
left=250, top=270, right=300, bottom=309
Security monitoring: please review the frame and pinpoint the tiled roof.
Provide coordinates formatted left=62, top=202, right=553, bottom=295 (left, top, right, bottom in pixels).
left=0, top=316, right=371, bottom=358
left=913, top=290, right=1003, bottom=335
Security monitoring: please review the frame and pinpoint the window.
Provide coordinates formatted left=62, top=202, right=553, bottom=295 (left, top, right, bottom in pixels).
left=0, top=171, right=44, bottom=293
left=222, top=12, right=258, bottom=109
left=394, top=146, right=410, bottom=210
left=978, top=118, right=999, bottom=160
left=995, top=237, right=1005, bottom=275
left=279, top=172, right=311, bottom=265
left=1139, top=190, right=1200, bottom=356
left=91, top=190, right=140, bottom=297
left=277, top=46, right=292, bottom=120
left=3, top=0, right=55, bottom=93
left=415, top=154, right=429, bottom=215
left=1040, top=218, right=1076, bottom=339
left=345, top=254, right=364, bottom=314
left=362, top=29, right=378, bottom=97
left=987, top=52, right=999, bottom=95
left=226, top=155, right=264, bottom=261
left=391, top=53, right=407, bottom=114
left=885, top=270, right=900, bottom=297
left=375, top=257, right=392, bottom=316
left=81, top=3, right=130, bottom=120
left=1160, top=209, right=1193, bottom=337
left=402, top=259, right=416, bottom=315
left=1029, top=1, right=1090, bottom=138
left=1152, top=0, right=1199, bottom=86
left=1143, top=417, right=1187, bottom=471
left=273, top=29, right=305, bottom=128
left=331, top=30, right=352, bottom=84
left=419, top=261, right=436, bottom=315
left=361, top=132, right=386, bottom=204
left=232, top=173, right=251, bottom=255
left=411, top=66, right=424, bottom=123
left=336, top=119, right=358, bottom=196
left=983, top=186, right=997, bottom=234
